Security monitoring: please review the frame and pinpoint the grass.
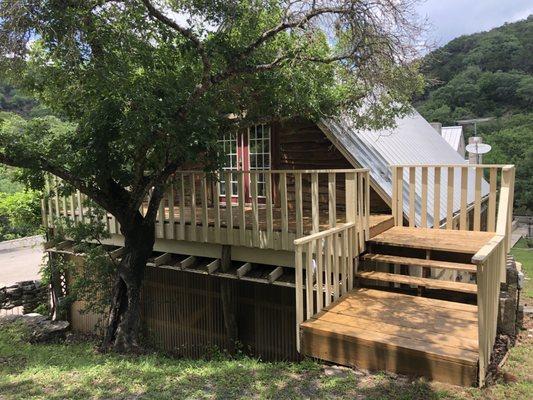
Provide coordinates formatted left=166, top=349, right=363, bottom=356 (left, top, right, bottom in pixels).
left=511, top=238, right=533, bottom=298
left=0, top=239, right=531, bottom=399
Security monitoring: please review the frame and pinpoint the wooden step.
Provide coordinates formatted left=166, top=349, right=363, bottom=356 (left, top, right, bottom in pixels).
left=300, top=288, right=479, bottom=386
left=356, top=271, right=477, bottom=294
left=362, top=254, right=477, bottom=273
left=368, top=226, right=496, bottom=254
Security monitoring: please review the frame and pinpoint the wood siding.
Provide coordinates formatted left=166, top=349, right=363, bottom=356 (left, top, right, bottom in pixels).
left=274, top=119, right=389, bottom=214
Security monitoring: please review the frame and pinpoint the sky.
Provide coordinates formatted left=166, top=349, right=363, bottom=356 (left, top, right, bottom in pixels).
left=416, top=0, right=533, bottom=46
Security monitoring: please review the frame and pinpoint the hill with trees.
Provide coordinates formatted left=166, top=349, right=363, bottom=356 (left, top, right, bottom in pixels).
left=416, top=16, right=533, bottom=214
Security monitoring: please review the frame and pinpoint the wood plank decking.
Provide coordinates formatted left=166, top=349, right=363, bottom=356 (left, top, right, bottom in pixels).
left=369, top=226, right=496, bottom=254
left=300, top=288, right=479, bottom=386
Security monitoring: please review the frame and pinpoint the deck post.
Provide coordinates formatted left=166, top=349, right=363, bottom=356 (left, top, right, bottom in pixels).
left=220, top=245, right=238, bottom=352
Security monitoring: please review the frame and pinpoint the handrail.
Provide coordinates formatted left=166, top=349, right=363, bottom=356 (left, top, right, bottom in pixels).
left=471, top=234, right=505, bottom=265
left=176, top=168, right=369, bottom=174
left=294, top=221, right=358, bottom=352
left=390, top=164, right=514, bottom=169
left=293, top=222, right=355, bottom=245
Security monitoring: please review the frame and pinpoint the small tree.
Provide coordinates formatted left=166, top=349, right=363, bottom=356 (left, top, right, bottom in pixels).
left=0, top=0, right=423, bottom=351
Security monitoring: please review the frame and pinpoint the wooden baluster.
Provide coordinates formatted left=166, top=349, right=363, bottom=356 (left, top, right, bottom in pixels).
left=295, top=245, right=303, bottom=352
left=45, top=176, right=54, bottom=226
left=315, top=238, right=323, bottom=313
left=328, top=173, right=336, bottom=227
left=69, top=192, right=76, bottom=223
left=332, top=234, right=340, bottom=300
left=225, top=171, right=233, bottom=245
left=250, top=172, right=260, bottom=247
left=474, top=167, right=482, bottom=231
left=179, top=173, right=186, bottom=240
left=460, top=166, right=468, bottom=230
left=421, top=167, right=428, bottom=228
left=157, top=196, right=165, bottom=239
left=280, top=172, right=288, bottom=250
left=190, top=173, right=197, bottom=241
left=324, top=234, right=332, bottom=307
left=446, top=166, right=454, bottom=230
left=201, top=174, right=209, bottom=242
left=395, top=167, right=403, bottom=226
left=364, top=172, right=370, bottom=240
left=357, top=172, right=364, bottom=252
left=295, top=173, right=303, bottom=238
left=433, top=166, right=441, bottom=228
left=311, top=172, right=319, bottom=234
left=76, top=190, right=83, bottom=223
left=214, top=173, right=221, bottom=243
left=347, top=227, right=353, bottom=290
left=53, top=176, right=60, bottom=219
left=265, top=172, right=273, bottom=248
left=408, top=167, right=416, bottom=227
left=341, top=230, right=347, bottom=295
left=306, top=241, right=314, bottom=319
left=237, top=172, right=246, bottom=245
left=168, top=181, right=175, bottom=239
left=487, top=167, right=497, bottom=232
left=345, top=172, right=357, bottom=224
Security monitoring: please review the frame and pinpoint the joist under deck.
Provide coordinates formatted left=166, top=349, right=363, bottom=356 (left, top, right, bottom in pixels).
left=300, top=288, right=479, bottom=386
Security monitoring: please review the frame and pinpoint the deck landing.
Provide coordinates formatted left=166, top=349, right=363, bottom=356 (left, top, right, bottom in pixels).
left=300, top=288, right=479, bottom=386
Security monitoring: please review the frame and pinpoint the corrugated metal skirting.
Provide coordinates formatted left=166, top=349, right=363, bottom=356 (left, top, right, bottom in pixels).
left=70, top=267, right=299, bottom=361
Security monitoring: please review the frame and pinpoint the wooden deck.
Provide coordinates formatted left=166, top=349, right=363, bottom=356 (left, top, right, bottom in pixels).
left=369, top=226, right=496, bottom=254
left=300, top=288, right=479, bottom=386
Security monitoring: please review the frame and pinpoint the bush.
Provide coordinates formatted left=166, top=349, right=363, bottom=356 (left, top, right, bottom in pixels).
left=0, top=190, right=42, bottom=241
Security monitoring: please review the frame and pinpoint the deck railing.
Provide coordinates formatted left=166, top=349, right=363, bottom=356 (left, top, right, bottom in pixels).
left=392, top=164, right=516, bottom=387
left=472, top=235, right=505, bottom=387
left=391, top=164, right=515, bottom=244
left=293, top=222, right=358, bottom=351
left=41, top=169, right=371, bottom=252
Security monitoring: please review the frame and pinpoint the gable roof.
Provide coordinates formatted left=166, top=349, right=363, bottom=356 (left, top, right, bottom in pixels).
left=319, top=110, right=489, bottom=227
left=441, top=126, right=465, bottom=156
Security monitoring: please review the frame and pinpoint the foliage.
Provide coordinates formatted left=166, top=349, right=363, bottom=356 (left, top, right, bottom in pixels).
left=0, top=190, right=41, bottom=241
left=41, top=207, right=116, bottom=318
left=478, top=116, right=533, bottom=215
left=511, top=238, right=533, bottom=298
left=416, top=17, right=533, bottom=214
left=416, top=16, right=533, bottom=124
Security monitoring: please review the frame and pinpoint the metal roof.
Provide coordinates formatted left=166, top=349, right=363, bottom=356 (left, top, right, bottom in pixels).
left=319, top=110, right=489, bottom=227
left=441, top=126, right=464, bottom=155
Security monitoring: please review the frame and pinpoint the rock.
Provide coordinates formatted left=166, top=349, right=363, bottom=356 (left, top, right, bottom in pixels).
left=0, top=314, right=69, bottom=343
left=503, top=372, right=518, bottom=383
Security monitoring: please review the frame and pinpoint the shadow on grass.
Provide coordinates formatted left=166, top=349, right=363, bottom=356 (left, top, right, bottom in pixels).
left=0, top=343, right=457, bottom=400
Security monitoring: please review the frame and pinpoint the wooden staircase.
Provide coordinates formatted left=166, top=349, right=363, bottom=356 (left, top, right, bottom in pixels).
left=300, top=226, right=498, bottom=386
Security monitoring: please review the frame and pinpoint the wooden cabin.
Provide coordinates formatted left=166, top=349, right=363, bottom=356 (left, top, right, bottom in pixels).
left=42, top=111, right=515, bottom=387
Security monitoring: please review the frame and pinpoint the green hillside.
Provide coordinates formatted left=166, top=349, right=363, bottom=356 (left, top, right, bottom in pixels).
left=416, top=16, right=533, bottom=214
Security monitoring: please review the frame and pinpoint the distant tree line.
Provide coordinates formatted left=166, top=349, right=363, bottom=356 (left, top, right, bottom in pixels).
left=416, top=16, right=533, bottom=215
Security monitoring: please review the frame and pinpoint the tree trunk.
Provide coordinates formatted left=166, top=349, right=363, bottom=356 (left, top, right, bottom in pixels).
left=101, top=217, right=155, bottom=352
left=220, top=245, right=238, bottom=352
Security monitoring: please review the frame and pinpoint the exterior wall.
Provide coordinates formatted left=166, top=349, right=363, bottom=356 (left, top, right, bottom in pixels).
left=68, top=263, right=299, bottom=361
left=274, top=119, right=390, bottom=215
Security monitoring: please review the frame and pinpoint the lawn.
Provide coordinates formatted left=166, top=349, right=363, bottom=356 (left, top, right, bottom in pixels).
left=0, top=240, right=532, bottom=400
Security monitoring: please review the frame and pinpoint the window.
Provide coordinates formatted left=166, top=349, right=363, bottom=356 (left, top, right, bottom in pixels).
left=248, top=124, right=271, bottom=196
left=219, top=133, right=238, bottom=196
left=218, top=124, right=271, bottom=198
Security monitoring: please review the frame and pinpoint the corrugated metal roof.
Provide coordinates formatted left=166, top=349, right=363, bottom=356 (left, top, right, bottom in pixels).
left=441, top=126, right=464, bottom=153
left=319, top=110, right=489, bottom=227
